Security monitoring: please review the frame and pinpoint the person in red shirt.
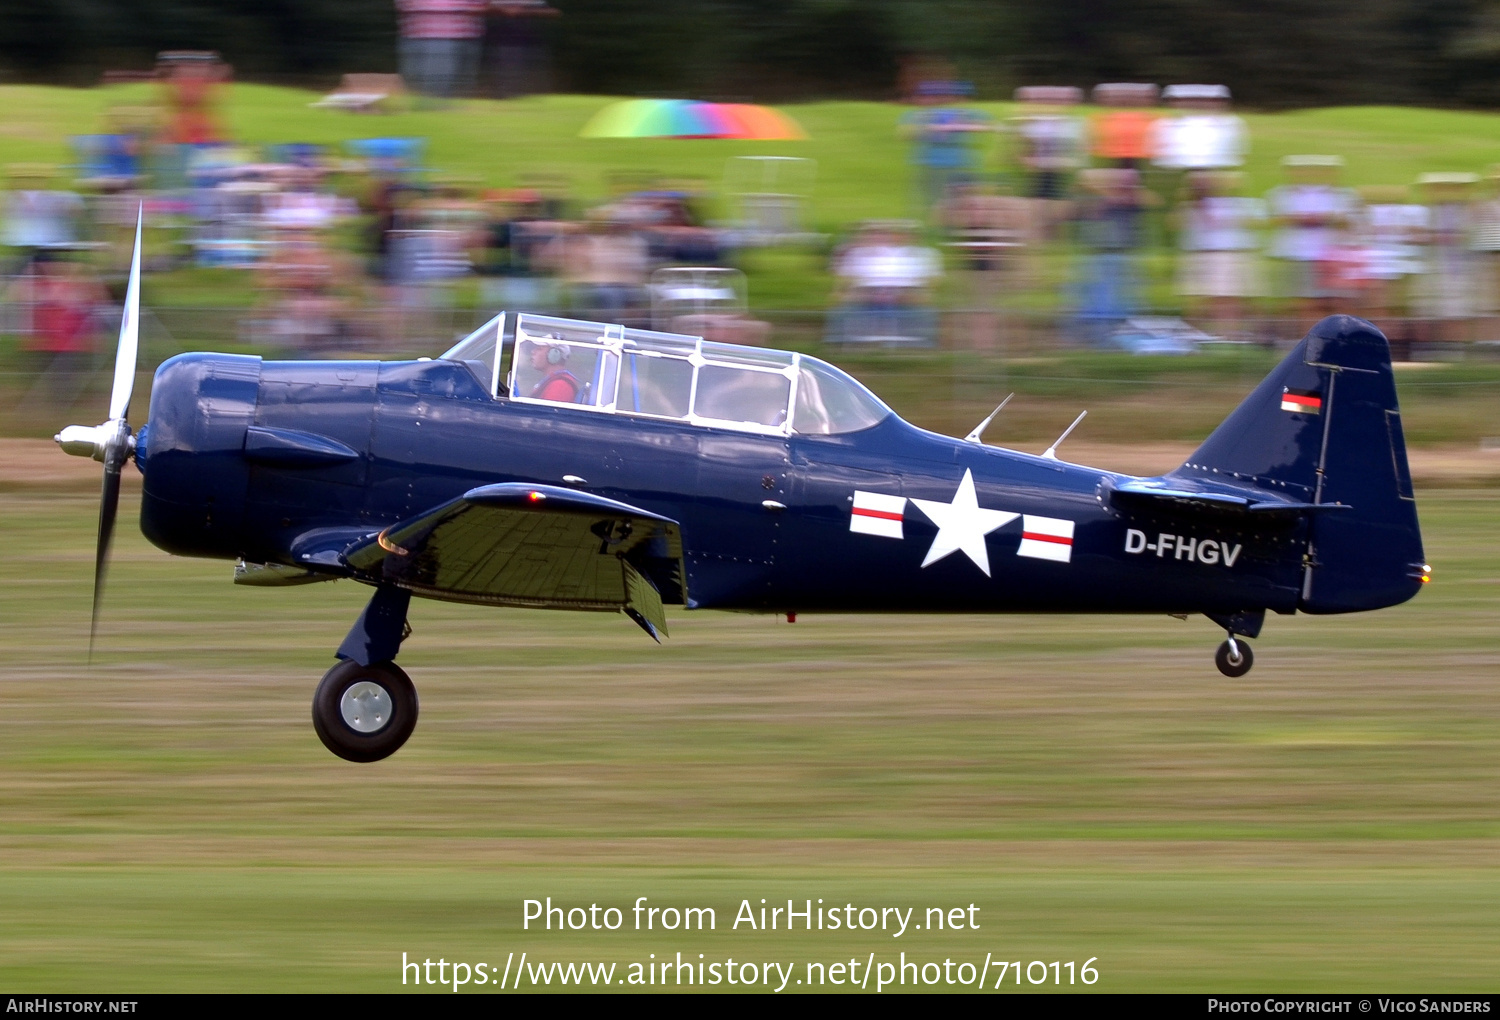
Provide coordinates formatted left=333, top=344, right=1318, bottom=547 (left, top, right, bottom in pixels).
left=21, top=254, right=106, bottom=410
left=158, top=52, right=229, bottom=146
left=522, top=340, right=579, bottom=402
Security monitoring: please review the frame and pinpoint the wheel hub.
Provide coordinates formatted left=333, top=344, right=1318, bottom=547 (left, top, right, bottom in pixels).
left=340, top=680, right=393, bottom=733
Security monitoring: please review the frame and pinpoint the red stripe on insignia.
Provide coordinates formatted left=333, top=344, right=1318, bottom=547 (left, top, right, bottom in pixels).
left=1022, top=531, right=1072, bottom=545
left=1283, top=394, right=1320, bottom=408
left=853, top=507, right=903, bottom=522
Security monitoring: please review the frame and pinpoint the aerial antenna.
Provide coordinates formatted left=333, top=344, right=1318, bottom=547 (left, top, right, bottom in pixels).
left=1041, top=410, right=1087, bottom=460
left=963, top=393, right=1013, bottom=445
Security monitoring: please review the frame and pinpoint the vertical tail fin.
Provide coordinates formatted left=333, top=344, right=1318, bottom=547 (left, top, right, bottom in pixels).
left=1170, top=315, right=1424, bottom=613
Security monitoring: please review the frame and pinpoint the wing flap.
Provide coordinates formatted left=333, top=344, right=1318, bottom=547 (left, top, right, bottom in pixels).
left=343, top=484, right=683, bottom=636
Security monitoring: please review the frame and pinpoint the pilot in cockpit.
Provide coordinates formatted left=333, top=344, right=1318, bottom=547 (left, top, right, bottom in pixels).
left=520, top=338, right=581, bottom=403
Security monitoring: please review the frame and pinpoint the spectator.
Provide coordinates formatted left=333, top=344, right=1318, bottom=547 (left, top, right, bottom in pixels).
left=1074, top=168, right=1152, bottom=343
left=397, top=0, right=488, bottom=101
left=620, top=189, right=725, bottom=267
left=1471, top=168, right=1500, bottom=327
left=1267, top=155, right=1356, bottom=330
left=158, top=51, right=229, bottom=146
left=900, top=80, right=993, bottom=220
left=1153, top=84, right=1247, bottom=172
left=1415, top=173, right=1480, bottom=344
left=257, top=228, right=361, bottom=356
left=1178, top=171, right=1265, bottom=337
left=4, top=168, right=85, bottom=266
left=486, top=1, right=559, bottom=98
left=478, top=188, right=563, bottom=314
left=1154, top=83, right=1248, bottom=251
left=1353, top=185, right=1427, bottom=323
left=562, top=215, right=649, bottom=323
left=828, top=221, right=943, bottom=345
left=1091, top=83, right=1160, bottom=170
left=20, top=253, right=106, bottom=411
left=415, top=176, right=485, bottom=278
left=1010, top=86, right=1085, bottom=240
left=263, top=165, right=345, bottom=234
left=941, top=182, right=1029, bottom=350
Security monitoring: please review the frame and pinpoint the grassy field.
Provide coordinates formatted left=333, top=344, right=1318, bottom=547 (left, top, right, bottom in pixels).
left=0, top=478, right=1496, bottom=992
left=4, top=87, right=1500, bottom=991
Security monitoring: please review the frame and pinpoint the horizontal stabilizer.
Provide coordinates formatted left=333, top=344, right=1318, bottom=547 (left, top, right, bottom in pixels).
left=1108, top=480, right=1353, bottom=520
left=343, top=484, right=684, bottom=637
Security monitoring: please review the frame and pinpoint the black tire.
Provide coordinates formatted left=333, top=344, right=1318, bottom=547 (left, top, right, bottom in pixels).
left=1214, top=639, right=1254, bottom=678
left=312, top=659, right=419, bottom=763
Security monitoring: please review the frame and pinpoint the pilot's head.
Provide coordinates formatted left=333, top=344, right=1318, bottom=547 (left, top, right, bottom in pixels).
left=526, top=339, right=568, bottom=371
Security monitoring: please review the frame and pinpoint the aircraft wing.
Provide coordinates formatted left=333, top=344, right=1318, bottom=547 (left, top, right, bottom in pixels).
left=342, top=484, right=684, bottom=640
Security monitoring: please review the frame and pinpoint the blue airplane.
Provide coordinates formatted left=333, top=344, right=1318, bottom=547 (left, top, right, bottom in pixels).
left=58, top=219, right=1428, bottom=761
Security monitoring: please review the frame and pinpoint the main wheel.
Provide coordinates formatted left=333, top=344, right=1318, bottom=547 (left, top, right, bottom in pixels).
left=312, top=659, right=419, bottom=762
left=1214, top=639, right=1254, bottom=678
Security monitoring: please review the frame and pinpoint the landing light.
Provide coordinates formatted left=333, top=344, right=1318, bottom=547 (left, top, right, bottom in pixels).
left=376, top=530, right=410, bottom=556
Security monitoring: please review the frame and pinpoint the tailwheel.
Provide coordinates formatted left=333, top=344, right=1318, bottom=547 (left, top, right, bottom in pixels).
left=1214, top=637, right=1254, bottom=678
left=312, top=659, right=419, bottom=762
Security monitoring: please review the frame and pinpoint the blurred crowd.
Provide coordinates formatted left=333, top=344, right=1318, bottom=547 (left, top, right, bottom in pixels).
left=10, top=52, right=1500, bottom=414
left=0, top=53, right=764, bottom=403
left=886, top=76, right=1500, bottom=351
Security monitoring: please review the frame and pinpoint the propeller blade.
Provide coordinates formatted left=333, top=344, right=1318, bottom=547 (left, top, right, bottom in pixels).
left=108, top=206, right=143, bottom=423
left=90, top=204, right=142, bottom=657
left=90, top=424, right=128, bottom=660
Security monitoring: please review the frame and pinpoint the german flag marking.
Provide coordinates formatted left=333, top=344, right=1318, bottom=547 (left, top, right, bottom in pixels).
left=1281, top=388, right=1322, bottom=414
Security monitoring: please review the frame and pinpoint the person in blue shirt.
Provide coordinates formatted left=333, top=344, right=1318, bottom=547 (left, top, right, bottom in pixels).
left=900, top=81, right=993, bottom=220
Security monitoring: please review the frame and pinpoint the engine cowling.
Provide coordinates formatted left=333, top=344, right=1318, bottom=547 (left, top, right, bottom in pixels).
left=138, top=352, right=262, bottom=560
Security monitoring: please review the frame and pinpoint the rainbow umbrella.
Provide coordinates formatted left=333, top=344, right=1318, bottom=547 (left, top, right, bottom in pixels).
left=580, top=99, right=806, bottom=141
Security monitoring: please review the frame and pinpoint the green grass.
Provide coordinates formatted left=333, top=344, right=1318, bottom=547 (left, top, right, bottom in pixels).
left=0, top=485, right=1497, bottom=990
left=7, top=89, right=1500, bottom=991
left=13, top=87, right=1500, bottom=212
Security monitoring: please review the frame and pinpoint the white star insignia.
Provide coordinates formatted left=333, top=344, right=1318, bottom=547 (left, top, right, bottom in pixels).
left=909, top=469, right=1019, bottom=577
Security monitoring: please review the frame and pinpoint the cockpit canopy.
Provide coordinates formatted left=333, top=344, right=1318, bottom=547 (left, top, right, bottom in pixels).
left=441, top=312, right=891, bottom=437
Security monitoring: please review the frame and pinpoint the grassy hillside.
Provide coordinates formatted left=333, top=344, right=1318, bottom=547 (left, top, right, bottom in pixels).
left=8, top=86, right=1500, bottom=216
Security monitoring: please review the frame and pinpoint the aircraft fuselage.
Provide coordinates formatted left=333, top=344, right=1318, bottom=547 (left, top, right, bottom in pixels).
left=137, top=353, right=1308, bottom=620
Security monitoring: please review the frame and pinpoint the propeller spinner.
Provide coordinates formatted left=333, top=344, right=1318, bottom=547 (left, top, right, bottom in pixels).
left=55, top=207, right=143, bottom=654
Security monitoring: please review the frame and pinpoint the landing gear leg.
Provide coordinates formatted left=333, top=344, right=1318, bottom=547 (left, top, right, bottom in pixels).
left=314, top=586, right=418, bottom=762
left=1215, top=634, right=1254, bottom=677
